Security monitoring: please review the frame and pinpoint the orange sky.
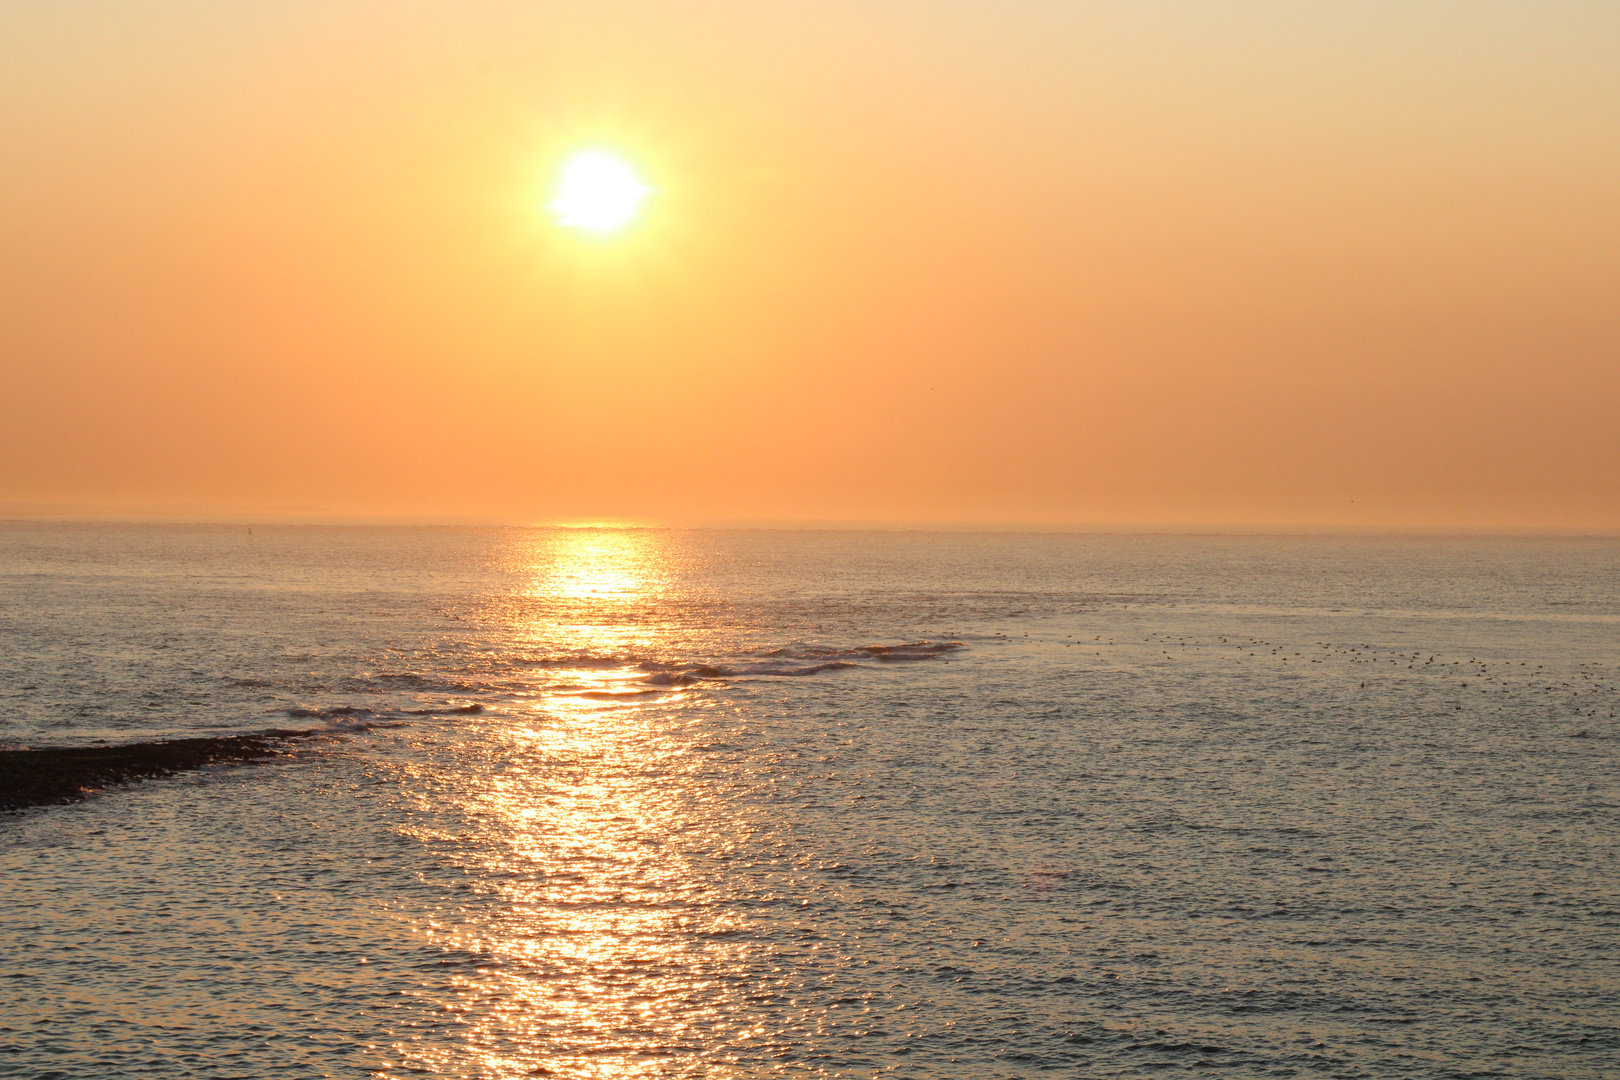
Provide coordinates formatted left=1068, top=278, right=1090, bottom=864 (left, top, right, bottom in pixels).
left=3, top=1, right=1617, bottom=529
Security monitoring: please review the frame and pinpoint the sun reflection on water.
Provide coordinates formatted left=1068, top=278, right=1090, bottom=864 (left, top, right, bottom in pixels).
left=398, top=529, right=756, bottom=1077
left=528, top=529, right=655, bottom=603
left=518, top=528, right=682, bottom=698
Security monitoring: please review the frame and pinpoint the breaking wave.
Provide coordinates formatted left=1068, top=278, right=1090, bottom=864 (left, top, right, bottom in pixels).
left=626, top=641, right=963, bottom=685
left=282, top=702, right=482, bottom=726
left=285, top=642, right=964, bottom=714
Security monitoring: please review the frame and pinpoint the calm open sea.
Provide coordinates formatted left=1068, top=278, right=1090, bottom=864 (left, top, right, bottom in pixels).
left=1, top=523, right=1616, bottom=1079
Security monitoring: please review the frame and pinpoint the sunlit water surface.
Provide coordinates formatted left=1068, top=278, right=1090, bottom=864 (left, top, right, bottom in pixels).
left=1, top=524, right=1617, bottom=1078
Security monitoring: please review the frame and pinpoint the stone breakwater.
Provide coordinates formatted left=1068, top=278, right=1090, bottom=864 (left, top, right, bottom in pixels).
left=0, top=730, right=325, bottom=812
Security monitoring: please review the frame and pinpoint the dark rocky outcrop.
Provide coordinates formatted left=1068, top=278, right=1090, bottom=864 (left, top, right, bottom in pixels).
left=0, top=729, right=324, bottom=812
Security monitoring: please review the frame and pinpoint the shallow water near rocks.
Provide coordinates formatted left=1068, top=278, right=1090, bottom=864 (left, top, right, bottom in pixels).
left=2, top=524, right=1617, bottom=1078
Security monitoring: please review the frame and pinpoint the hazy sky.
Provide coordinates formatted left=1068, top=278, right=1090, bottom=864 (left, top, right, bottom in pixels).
left=4, top=1, right=1617, bottom=528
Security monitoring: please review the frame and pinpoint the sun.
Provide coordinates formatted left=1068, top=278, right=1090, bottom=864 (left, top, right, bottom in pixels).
left=548, top=150, right=650, bottom=233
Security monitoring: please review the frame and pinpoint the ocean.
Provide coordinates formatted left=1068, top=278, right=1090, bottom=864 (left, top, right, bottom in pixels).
left=1, top=523, right=1616, bottom=1078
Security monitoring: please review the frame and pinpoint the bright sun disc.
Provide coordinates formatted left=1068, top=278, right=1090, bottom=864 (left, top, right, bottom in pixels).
left=549, top=151, right=650, bottom=232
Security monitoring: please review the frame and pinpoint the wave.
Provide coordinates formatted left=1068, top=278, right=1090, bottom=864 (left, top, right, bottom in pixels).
left=760, top=641, right=964, bottom=663
left=627, top=641, right=961, bottom=686
left=283, top=702, right=481, bottom=726
left=860, top=641, right=963, bottom=661
left=642, top=671, right=705, bottom=686
left=282, top=641, right=964, bottom=718
left=285, top=705, right=373, bottom=720
left=578, top=688, right=675, bottom=700
left=503, top=655, right=648, bottom=670
left=688, top=659, right=857, bottom=678
left=348, top=673, right=484, bottom=695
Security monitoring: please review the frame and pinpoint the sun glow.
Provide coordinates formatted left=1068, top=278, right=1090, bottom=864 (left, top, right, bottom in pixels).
left=548, top=151, right=650, bottom=232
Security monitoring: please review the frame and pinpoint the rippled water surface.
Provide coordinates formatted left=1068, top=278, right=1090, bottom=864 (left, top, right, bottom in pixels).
left=2, top=524, right=1617, bottom=1078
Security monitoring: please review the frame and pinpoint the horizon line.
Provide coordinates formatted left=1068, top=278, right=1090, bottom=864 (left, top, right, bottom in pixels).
left=1, top=510, right=1617, bottom=539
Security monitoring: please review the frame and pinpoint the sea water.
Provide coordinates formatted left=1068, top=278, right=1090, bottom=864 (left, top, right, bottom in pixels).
left=1, top=523, right=1616, bottom=1078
